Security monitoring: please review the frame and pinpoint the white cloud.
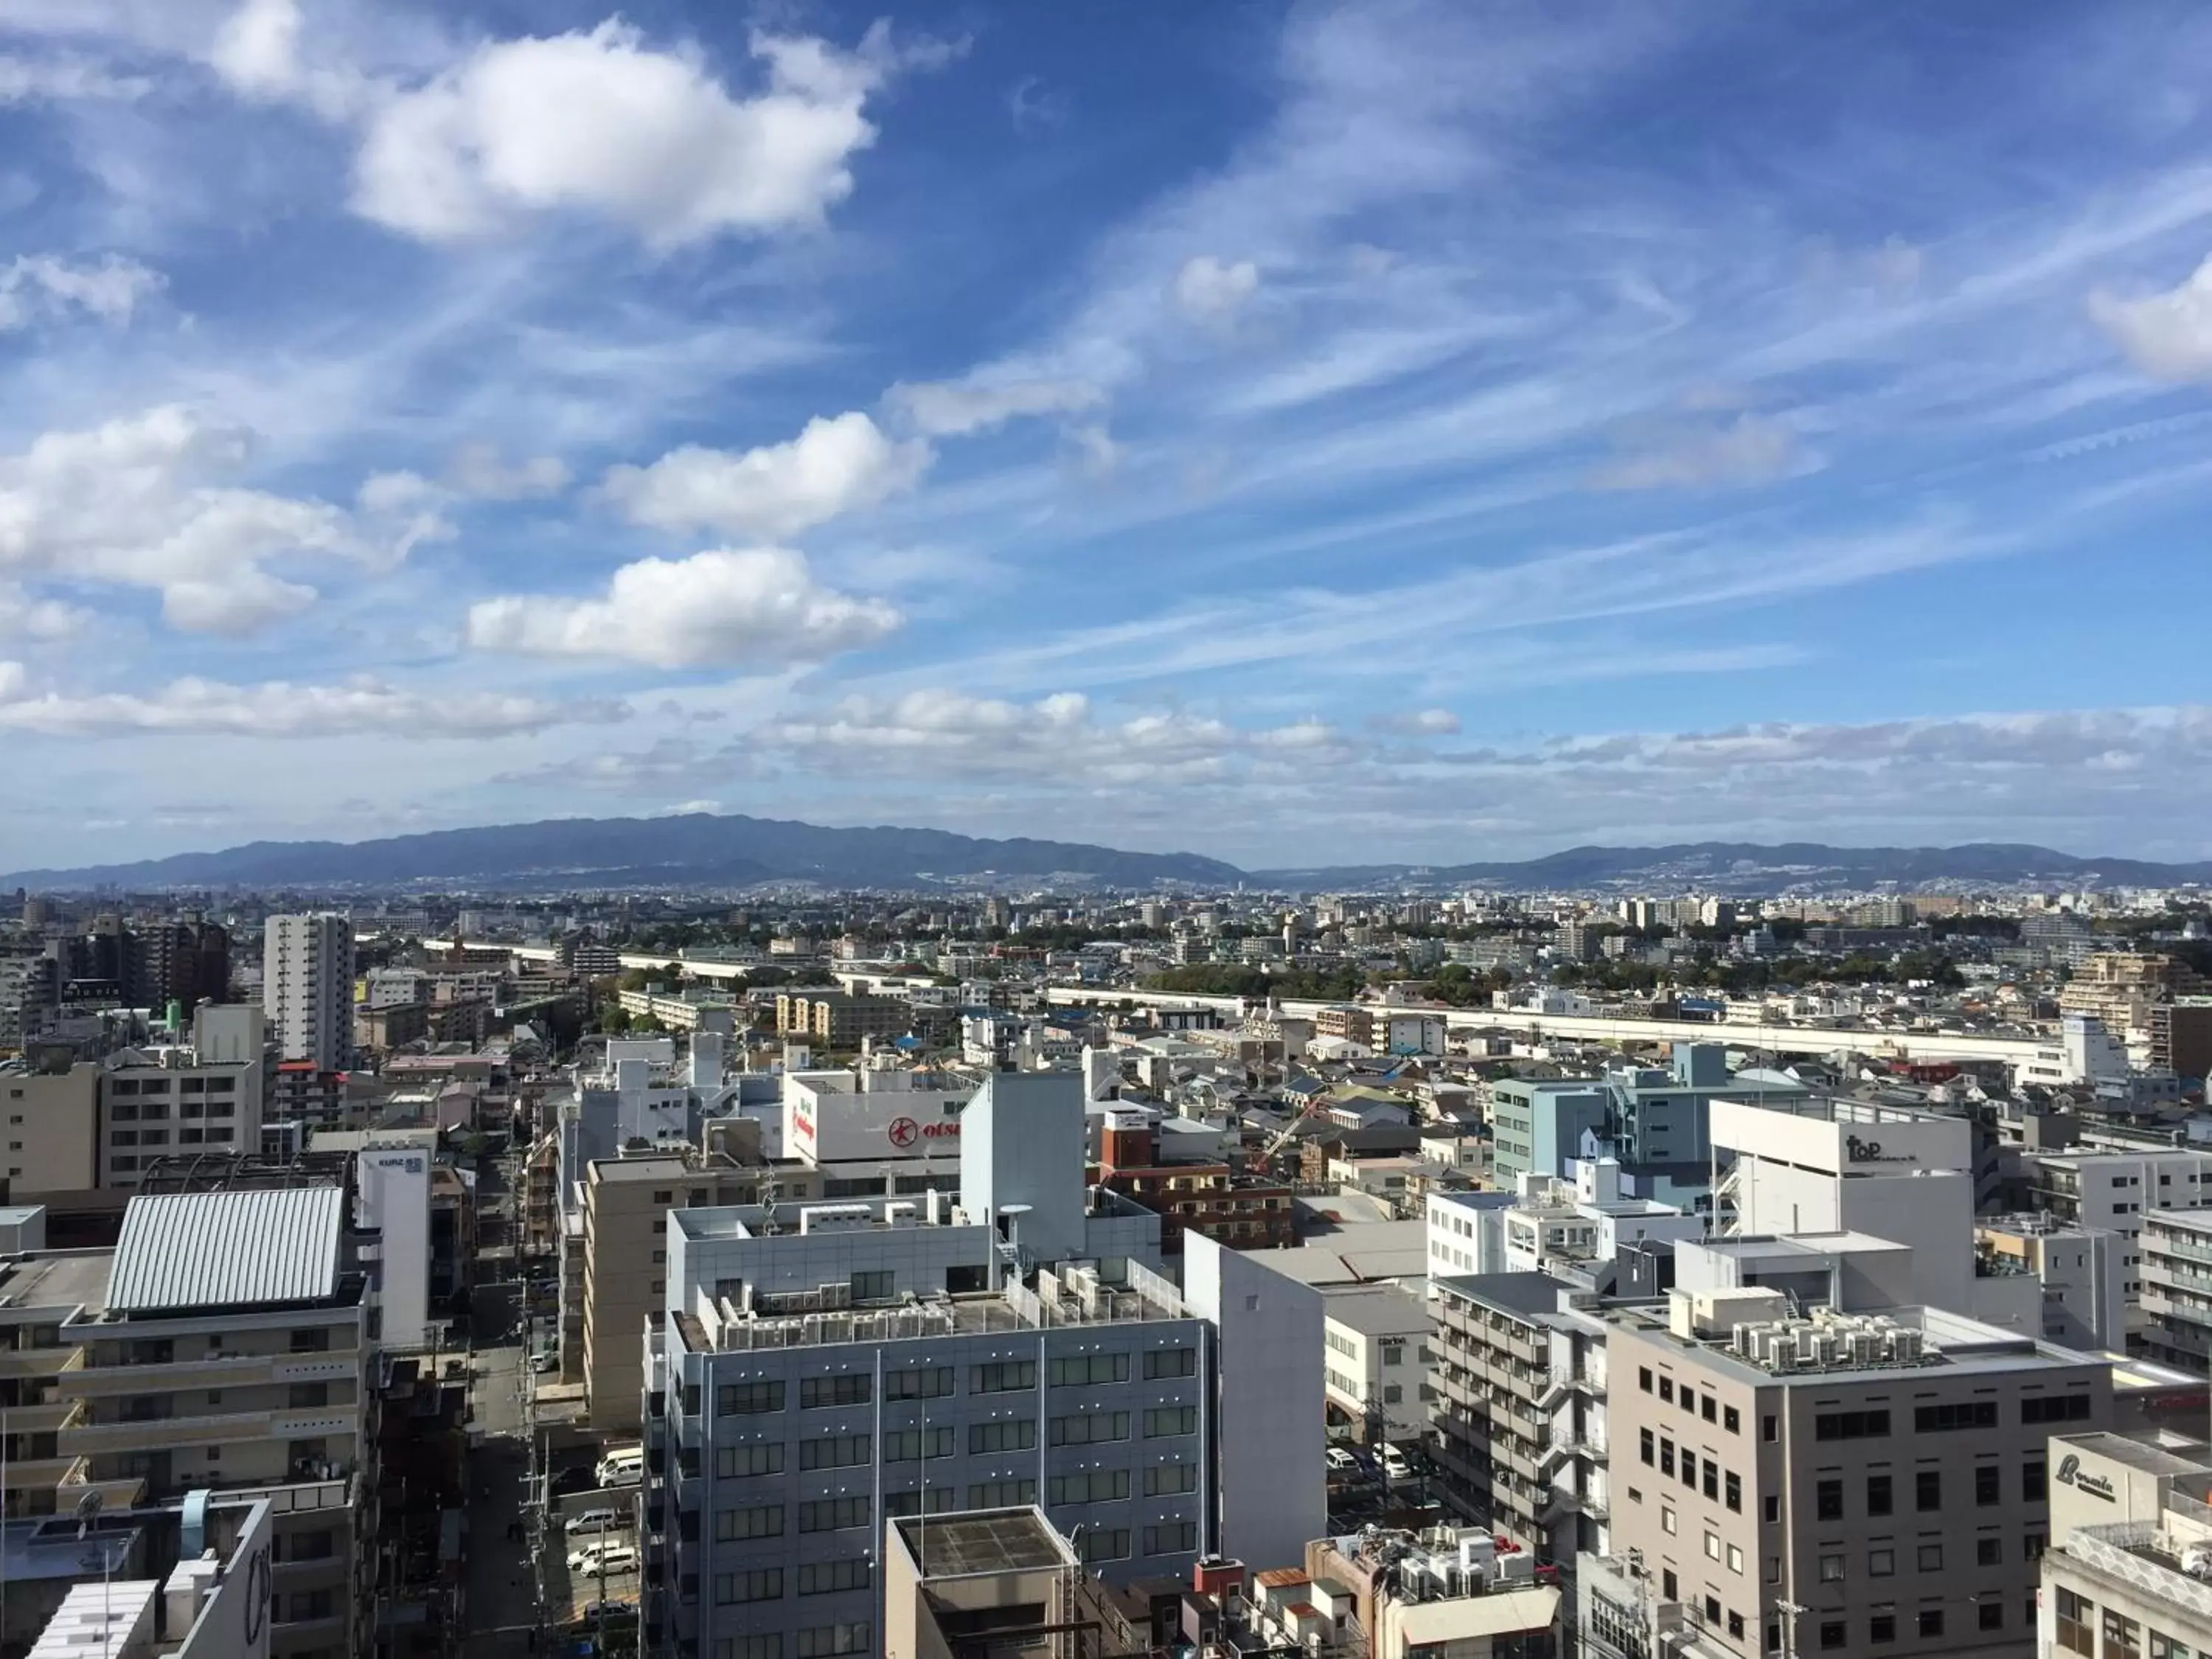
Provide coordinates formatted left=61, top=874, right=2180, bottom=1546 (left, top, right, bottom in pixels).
left=753, top=689, right=1349, bottom=787
left=2090, top=254, right=2212, bottom=383
left=1371, top=707, right=1461, bottom=735
left=1587, top=412, right=1801, bottom=491
left=0, top=254, right=164, bottom=331
left=0, top=582, right=88, bottom=641
left=883, top=377, right=1104, bottom=437
left=449, top=442, right=569, bottom=500
left=600, top=411, right=929, bottom=540
left=465, top=546, right=902, bottom=669
left=0, top=52, right=152, bottom=104
left=1172, top=254, right=1259, bottom=324
left=0, top=405, right=421, bottom=635
left=352, top=20, right=916, bottom=247
left=0, top=664, right=625, bottom=737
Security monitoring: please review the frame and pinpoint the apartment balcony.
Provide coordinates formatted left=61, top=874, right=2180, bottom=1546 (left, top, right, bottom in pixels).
left=58, top=1344, right=361, bottom=1397
left=58, top=1400, right=360, bottom=1457
left=0, top=1346, right=80, bottom=1381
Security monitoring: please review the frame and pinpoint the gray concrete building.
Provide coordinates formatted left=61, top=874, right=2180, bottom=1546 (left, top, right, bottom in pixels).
left=640, top=1071, right=1324, bottom=1659
left=1604, top=1287, right=2112, bottom=1659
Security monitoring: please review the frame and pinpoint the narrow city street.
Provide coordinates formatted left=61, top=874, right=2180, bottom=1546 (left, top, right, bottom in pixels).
left=465, top=1147, right=540, bottom=1655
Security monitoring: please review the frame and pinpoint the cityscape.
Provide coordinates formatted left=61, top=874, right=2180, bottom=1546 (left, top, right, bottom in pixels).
left=4, top=4, right=2212, bottom=1659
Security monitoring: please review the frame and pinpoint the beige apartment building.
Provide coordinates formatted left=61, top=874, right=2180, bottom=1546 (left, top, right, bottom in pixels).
left=579, top=1147, right=812, bottom=1430
left=1605, top=1290, right=2111, bottom=1659
left=53, top=1185, right=376, bottom=1659
left=0, top=1054, right=100, bottom=1196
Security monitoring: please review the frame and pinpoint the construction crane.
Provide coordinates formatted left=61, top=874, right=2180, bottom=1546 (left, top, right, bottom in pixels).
left=1257, top=1091, right=1334, bottom=1166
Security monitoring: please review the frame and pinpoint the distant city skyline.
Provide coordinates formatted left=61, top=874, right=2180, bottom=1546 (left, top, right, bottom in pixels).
left=2, top=1, right=2211, bottom=867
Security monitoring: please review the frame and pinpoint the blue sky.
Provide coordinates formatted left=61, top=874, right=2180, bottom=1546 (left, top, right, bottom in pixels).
left=2, top=0, right=2212, bottom=872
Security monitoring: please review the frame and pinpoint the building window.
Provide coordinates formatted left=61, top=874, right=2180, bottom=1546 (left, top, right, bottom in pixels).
left=2103, top=1613, right=2141, bottom=1659
left=1868, top=1548, right=1893, bottom=1576
left=849, top=1270, right=894, bottom=1301
left=1762, top=1495, right=1781, bottom=1523
left=2020, top=1393, right=2093, bottom=1425
left=1703, top=1394, right=1717, bottom=1423
left=965, top=1479, right=1035, bottom=1509
left=1761, top=1415, right=1778, bottom=1441
left=717, top=1381, right=785, bottom=1416
left=795, top=1623, right=871, bottom=1658
left=796, top=1559, right=871, bottom=1596
left=2023, top=1458, right=2047, bottom=1502
left=1725, top=1406, right=1740, bottom=1433
left=1916, top=1544, right=1942, bottom=1572
left=798, top=1498, right=871, bottom=1534
left=969, top=1419, right=1037, bottom=1455
left=1660, top=1439, right=1675, bottom=1477
left=716, top=1444, right=784, bottom=1478
left=883, top=1427, right=956, bottom=1462
left=1641, top=1428, right=1655, bottom=1467
left=1048, top=1354, right=1128, bottom=1388
left=1048, top=1470, right=1131, bottom=1505
left=1145, top=1346, right=1197, bottom=1379
left=1818, top=1554, right=1843, bottom=1583
left=1975, top=1464, right=2000, bottom=1506
left=1660, top=1507, right=1677, bottom=1535
left=1078, top=1531, right=1131, bottom=1565
left=1979, top=1601, right=2003, bottom=1631
left=1659, top=1377, right=1674, bottom=1402
left=1145, top=1522, right=1199, bottom=1556
left=1915, top=1401, right=1998, bottom=1432
left=797, top=1434, right=871, bottom=1471
left=972, top=1360, right=1039, bottom=1394
left=1867, top=1474, right=1892, bottom=1516
left=883, top=1490, right=956, bottom=1518
left=799, top=1374, right=870, bottom=1410
left=1051, top=1411, right=1131, bottom=1446
left=2054, top=1589, right=2093, bottom=1655
left=1144, top=1406, right=1196, bottom=1438
left=714, top=1569, right=783, bottom=1604
left=1145, top=1463, right=1198, bottom=1496
left=1918, top=1610, right=1944, bottom=1639
left=715, top=1506, right=785, bottom=1541
left=1815, top=1409, right=1890, bottom=1441
left=1816, top=1479, right=1843, bottom=1521
left=1705, top=1531, right=1721, bottom=1562
left=1917, top=1470, right=1941, bottom=1511
left=1727, top=1544, right=1743, bottom=1574
left=1820, top=1621, right=1847, bottom=1650
left=885, top=1366, right=955, bottom=1399
left=1869, top=1613, right=1896, bottom=1644
left=1725, top=1472, right=1741, bottom=1512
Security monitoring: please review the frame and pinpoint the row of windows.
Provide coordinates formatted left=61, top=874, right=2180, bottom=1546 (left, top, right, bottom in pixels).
left=714, top=1417, right=1048, bottom=1475
left=2053, top=1587, right=2211, bottom=1659
left=709, top=1353, right=1200, bottom=1416
left=1817, top=1463, right=2029, bottom=1520
left=1638, top=1368, right=1742, bottom=1434
left=1639, top=1365, right=2093, bottom=1441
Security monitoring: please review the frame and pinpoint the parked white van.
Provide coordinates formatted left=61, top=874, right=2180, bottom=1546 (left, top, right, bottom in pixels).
left=594, top=1447, right=644, bottom=1488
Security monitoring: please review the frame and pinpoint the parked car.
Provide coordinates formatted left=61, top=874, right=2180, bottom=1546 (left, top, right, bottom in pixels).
left=566, top=1509, right=622, bottom=1537
left=594, top=1447, right=644, bottom=1488
left=1325, top=1446, right=1357, bottom=1473
left=569, top=1544, right=639, bottom=1577
left=531, top=1350, right=559, bottom=1374
left=1381, top=1446, right=1413, bottom=1481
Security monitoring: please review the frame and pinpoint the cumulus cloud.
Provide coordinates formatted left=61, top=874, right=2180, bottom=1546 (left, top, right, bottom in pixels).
left=883, top=377, right=1104, bottom=437
left=0, top=254, right=164, bottom=332
left=465, top=546, right=902, bottom=669
left=350, top=20, right=934, bottom=247
left=0, top=405, right=425, bottom=635
left=1172, top=255, right=1259, bottom=324
left=0, top=664, right=626, bottom=738
left=1587, top=412, right=1801, bottom=491
left=600, top=411, right=928, bottom=540
left=2091, top=254, right=2212, bottom=383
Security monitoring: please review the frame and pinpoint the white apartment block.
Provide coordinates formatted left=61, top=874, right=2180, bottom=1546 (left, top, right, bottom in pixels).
left=2024, top=1147, right=2212, bottom=1339
left=262, top=914, right=354, bottom=1073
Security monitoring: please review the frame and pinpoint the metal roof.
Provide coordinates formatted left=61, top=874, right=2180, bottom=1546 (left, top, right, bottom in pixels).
left=108, top=1186, right=345, bottom=1313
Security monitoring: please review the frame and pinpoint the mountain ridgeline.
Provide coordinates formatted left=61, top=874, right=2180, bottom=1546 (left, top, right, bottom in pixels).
left=6, top=820, right=2207, bottom=894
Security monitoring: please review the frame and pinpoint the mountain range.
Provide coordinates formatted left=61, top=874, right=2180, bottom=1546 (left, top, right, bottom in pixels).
left=5, top=818, right=2209, bottom=894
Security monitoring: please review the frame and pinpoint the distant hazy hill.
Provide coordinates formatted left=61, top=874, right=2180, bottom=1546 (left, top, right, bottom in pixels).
left=1255, top=841, right=2212, bottom=891
left=3, top=813, right=1245, bottom=892
left=10, top=824, right=2206, bottom=894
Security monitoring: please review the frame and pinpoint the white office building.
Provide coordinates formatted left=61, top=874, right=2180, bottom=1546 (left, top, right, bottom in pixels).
left=262, top=914, right=354, bottom=1072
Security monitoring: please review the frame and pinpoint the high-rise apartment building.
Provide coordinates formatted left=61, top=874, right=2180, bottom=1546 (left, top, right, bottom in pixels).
left=264, top=914, right=355, bottom=1072
left=1604, top=1288, right=2111, bottom=1659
